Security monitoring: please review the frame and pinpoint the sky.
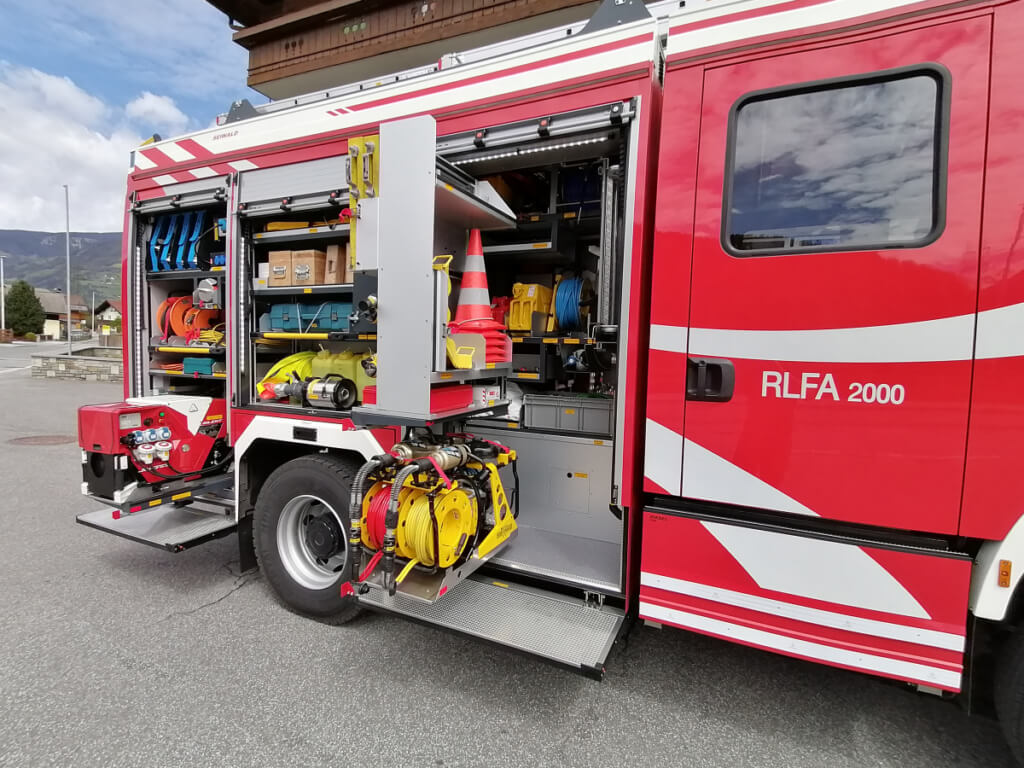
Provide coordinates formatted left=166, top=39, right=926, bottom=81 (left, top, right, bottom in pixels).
left=0, top=0, right=259, bottom=232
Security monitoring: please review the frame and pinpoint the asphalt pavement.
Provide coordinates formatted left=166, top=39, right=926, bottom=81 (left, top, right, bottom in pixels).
left=0, top=368, right=1015, bottom=767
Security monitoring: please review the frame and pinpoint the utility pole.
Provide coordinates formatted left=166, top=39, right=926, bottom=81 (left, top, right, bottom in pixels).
left=63, top=184, right=72, bottom=354
left=91, top=290, right=96, bottom=334
left=0, top=254, right=6, bottom=333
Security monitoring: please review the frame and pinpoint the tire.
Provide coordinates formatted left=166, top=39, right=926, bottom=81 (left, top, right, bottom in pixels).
left=997, top=631, right=1024, bottom=764
left=254, top=453, right=363, bottom=625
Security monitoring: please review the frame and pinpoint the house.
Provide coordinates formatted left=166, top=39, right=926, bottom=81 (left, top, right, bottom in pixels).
left=94, top=299, right=122, bottom=323
left=36, top=290, right=89, bottom=339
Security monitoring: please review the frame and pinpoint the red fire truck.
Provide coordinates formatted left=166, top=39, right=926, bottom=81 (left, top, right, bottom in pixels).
left=75, top=0, right=1024, bottom=758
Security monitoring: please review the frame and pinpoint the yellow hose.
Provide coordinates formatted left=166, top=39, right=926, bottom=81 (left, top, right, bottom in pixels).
left=402, top=488, right=477, bottom=568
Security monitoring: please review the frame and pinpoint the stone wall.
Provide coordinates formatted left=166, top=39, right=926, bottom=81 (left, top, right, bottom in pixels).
left=32, top=352, right=122, bottom=382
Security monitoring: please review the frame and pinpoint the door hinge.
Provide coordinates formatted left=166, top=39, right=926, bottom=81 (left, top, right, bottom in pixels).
left=584, top=591, right=605, bottom=609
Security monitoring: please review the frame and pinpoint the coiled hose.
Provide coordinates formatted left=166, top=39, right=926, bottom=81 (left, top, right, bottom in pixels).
left=555, top=277, right=584, bottom=331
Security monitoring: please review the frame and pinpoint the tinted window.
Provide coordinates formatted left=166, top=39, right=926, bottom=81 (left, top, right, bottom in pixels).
left=725, top=72, right=943, bottom=254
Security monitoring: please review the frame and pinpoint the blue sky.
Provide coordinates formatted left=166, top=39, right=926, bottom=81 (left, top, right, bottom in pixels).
left=0, top=0, right=260, bottom=232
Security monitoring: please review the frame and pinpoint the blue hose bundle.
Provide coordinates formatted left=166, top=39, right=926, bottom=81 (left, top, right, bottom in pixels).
left=555, top=277, right=584, bottom=331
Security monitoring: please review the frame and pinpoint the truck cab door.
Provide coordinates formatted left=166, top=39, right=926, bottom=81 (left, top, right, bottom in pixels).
left=647, top=16, right=991, bottom=535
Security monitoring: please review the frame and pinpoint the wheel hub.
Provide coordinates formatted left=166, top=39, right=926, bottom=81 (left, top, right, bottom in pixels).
left=305, top=514, right=342, bottom=560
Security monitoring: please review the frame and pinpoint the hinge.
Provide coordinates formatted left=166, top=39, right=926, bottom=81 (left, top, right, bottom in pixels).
left=611, top=484, right=619, bottom=504
left=584, top=591, right=605, bottom=609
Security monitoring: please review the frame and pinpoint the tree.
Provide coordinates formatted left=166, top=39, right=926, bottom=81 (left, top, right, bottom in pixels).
left=6, top=280, right=44, bottom=336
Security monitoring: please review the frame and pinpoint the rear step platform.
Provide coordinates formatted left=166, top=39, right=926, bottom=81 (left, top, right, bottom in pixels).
left=358, top=574, right=625, bottom=677
left=76, top=496, right=236, bottom=552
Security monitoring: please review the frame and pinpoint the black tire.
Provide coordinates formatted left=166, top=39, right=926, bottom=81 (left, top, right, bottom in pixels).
left=997, top=632, right=1024, bottom=764
left=254, top=453, right=363, bottom=625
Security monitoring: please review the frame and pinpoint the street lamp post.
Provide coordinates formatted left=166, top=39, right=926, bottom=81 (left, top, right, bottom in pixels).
left=63, top=184, right=71, bottom=354
left=0, top=254, right=6, bottom=333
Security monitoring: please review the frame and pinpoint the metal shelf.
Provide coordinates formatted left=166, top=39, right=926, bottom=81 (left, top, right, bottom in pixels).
left=151, top=370, right=226, bottom=381
left=430, top=364, right=511, bottom=383
left=252, top=224, right=350, bottom=245
left=146, top=267, right=225, bottom=281
left=511, top=335, right=606, bottom=346
left=351, top=400, right=510, bottom=427
left=253, top=283, right=353, bottom=296
left=150, top=345, right=226, bottom=356
left=482, top=241, right=558, bottom=256
left=435, top=181, right=515, bottom=231
left=252, top=331, right=375, bottom=342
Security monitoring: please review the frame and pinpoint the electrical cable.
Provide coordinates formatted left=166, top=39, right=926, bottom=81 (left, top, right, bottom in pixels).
left=555, top=276, right=584, bottom=331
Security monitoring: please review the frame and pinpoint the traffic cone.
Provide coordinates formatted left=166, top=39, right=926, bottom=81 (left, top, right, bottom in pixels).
left=448, top=229, right=511, bottom=364
left=451, top=229, right=495, bottom=327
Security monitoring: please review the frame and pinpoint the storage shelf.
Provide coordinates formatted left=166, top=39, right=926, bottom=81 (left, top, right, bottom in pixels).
left=430, top=364, right=511, bottom=383
left=146, top=267, right=225, bottom=281
left=253, top=283, right=354, bottom=296
left=150, top=345, right=226, bottom=356
left=252, top=331, right=375, bottom=342
left=482, top=241, right=557, bottom=256
left=151, top=370, right=226, bottom=381
left=511, top=335, right=606, bottom=346
left=351, top=400, right=510, bottom=427
left=252, top=224, right=350, bottom=245
left=435, top=181, right=515, bottom=231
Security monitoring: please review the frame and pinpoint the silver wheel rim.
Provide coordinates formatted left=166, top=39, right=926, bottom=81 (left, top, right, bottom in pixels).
left=276, top=494, right=348, bottom=591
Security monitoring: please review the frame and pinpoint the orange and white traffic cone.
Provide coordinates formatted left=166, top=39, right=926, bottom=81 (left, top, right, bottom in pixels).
left=448, top=229, right=511, bottom=364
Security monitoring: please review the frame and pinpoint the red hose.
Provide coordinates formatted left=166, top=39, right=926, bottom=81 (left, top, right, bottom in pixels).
left=366, top=486, right=390, bottom=550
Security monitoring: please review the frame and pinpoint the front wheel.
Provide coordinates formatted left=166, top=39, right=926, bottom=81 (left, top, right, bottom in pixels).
left=254, top=453, right=362, bottom=625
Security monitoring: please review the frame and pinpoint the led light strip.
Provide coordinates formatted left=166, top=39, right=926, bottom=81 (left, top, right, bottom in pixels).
left=450, top=136, right=608, bottom=166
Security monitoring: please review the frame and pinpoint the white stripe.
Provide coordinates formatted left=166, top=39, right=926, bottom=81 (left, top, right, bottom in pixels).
left=153, top=174, right=177, bottom=186
left=641, top=572, right=963, bottom=651
left=170, top=22, right=653, bottom=157
left=133, top=152, right=157, bottom=170
left=649, top=323, right=688, bottom=353
left=159, top=142, right=196, bottom=163
left=682, top=439, right=816, bottom=517
left=188, top=166, right=219, bottom=179
left=644, top=419, right=683, bottom=494
left=228, top=159, right=258, bottom=171
left=703, top=520, right=931, bottom=619
left=687, top=314, right=975, bottom=363
left=640, top=601, right=961, bottom=689
left=975, top=302, right=1024, bottom=360
left=667, top=0, right=926, bottom=57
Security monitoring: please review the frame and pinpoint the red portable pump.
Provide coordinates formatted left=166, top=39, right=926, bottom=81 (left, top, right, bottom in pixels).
left=79, top=396, right=229, bottom=506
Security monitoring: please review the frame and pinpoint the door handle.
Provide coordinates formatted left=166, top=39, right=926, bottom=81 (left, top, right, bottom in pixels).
left=686, top=357, right=735, bottom=402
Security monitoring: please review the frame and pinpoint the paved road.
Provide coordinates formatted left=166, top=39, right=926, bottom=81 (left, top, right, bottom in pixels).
left=0, top=369, right=1015, bottom=767
left=0, top=339, right=100, bottom=373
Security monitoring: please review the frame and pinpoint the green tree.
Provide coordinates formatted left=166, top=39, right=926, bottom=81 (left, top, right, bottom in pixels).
left=6, top=280, right=45, bottom=336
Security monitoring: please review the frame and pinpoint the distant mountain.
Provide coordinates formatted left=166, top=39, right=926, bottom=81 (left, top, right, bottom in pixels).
left=0, top=230, right=121, bottom=307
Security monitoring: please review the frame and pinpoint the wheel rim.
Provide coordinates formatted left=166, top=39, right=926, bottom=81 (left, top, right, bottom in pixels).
left=276, top=494, right=348, bottom=591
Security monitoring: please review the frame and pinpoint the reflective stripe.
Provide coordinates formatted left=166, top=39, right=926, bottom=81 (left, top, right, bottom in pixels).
left=641, top=572, right=963, bottom=651
left=640, top=601, right=961, bottom=689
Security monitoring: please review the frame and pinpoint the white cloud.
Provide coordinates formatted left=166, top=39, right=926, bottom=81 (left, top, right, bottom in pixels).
left=126, top=92, right=189, bottom=137
left=0, top=64, right=195, bottom=232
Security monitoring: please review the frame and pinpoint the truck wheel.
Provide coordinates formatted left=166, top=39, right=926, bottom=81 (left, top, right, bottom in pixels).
left=254, top=453, right=362, bottom=625
left=996, top=632, right=1024, bottom=763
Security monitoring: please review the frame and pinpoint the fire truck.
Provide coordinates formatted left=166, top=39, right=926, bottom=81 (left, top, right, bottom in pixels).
left=75, top=0, right=1024, bottom=758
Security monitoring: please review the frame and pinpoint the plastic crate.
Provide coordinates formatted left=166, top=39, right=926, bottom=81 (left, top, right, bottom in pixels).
left=522, top=393, right=613, bottom=435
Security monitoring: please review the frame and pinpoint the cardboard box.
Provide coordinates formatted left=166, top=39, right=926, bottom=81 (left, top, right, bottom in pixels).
left=325, top=243, right=353, bottom=285
left=268, top=251, right=292, bottom=287
left=292, top=249, right=326, bottom=286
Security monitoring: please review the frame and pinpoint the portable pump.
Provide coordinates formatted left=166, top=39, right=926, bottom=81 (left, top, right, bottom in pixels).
left=343, top=434, right=519, bottom=600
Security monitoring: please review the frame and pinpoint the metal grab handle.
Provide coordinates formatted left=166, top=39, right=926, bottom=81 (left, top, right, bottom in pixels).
left=686, top=357, right=735, bottom=402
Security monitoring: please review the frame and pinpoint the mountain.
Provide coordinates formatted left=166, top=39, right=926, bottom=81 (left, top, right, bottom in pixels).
left=0, top=230, right=121, bottom=307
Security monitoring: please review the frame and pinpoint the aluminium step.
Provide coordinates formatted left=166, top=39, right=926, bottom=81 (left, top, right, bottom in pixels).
left=76, top=497, right=236, bottom=552
left=358, top=574, right=624, bottom=677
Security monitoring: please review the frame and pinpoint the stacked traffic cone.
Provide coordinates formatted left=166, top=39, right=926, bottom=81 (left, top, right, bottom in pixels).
left=449, top=229, right=511, bottom=364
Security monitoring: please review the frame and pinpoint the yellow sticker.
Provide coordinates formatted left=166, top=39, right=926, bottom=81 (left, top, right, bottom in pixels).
left=573, top=472, right=589, bottom=479
left=564, top=408, right=576, bottom=415
left=309, top=227, right=319, bottom=233
left=543, top=338, right=558, bottom=344
left=532, top=242, right=548, bottom=249
left=564, top=338, right=581, bottom=345
left=148, top=499, right=162, bottom=507
left=303, top=288, right=312, bottom=293
left=492, top=581, right=510, bottom=588
left=507, top=422, right=519, bottom=429
left=485, top=363, right=495, bottom=369
left=517, top=372, right=539, bottom=380
left=171, top=491, right=191, bottom=501
left=563, top=212, right=577, bottom=219
left=594, top=439, right=604, bottom=446
left=440, top=373, right=453, bottom=380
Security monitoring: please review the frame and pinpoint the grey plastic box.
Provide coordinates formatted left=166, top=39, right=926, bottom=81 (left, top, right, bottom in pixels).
left=523, top=393, right=614, bottom=435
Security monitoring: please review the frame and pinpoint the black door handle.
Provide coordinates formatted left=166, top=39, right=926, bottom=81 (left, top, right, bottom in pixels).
left=686, top=357, right=735, bottom=402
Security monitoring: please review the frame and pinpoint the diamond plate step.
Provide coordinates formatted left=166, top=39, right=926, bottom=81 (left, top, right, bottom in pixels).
left=358, top=574, right=624, bottom=676
left=77, top=499, right=236, bottom=552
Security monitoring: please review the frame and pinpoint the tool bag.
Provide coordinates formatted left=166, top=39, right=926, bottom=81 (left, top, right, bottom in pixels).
left=269, top=302, right=353, bottom=332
